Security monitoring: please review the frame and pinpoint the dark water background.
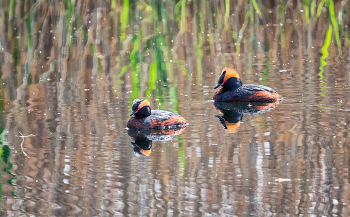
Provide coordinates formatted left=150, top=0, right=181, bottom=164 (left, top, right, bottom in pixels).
left=1, top=0, right=350, bottom=216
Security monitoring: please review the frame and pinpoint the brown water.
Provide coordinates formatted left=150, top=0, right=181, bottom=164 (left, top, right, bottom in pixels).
left=1, top=1, right=350, bottom=216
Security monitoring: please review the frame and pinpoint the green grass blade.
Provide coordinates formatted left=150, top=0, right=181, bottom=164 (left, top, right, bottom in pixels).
left=120, top=0, right=130, bottom=42
left=251, top=0, right=261, bottom=17
left=338, top=24, right=350, bottom=43
left=279, top=0, right=285, bottom=48
left=146, top=62, right=157, bottom=97
left=169, top=87, right=179, bottom=112
left=315, top=0, right=326, bottom=21
left=196, top=33, right=203, bottom=85
left=328, top=0, right=342, bottom=55
left=224, top=0, right=230, bottom=29
left=319, top=24, right=332, bottom=89
left=117, top=63, right=131, bottom=84
left=180, top=0, right=186, bottom=33
left=311, top=0, right=316, bottom=17
left=305, top=0, right=309, bottom=23
left=111, top=0, right=116, bottom=10
left=8, top=0, right=15, bottom=37
left=174, top=1, right=182, bottom=21
left=130, top=34, right=142, bottom=99
left=235, top=9, right=251, bottom=54
left=178, top=135, right=185, bottom=177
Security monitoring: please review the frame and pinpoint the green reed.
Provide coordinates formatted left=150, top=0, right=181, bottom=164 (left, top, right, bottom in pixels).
left=146, top=62, right=157, bottom=97
left=123, top=0, right=169, bottom=108
left=319, top=24, right=332, bottom=97
left=1, top=1, right=350, bottom=195
left=180, top=0, right=186, bottom=34
left=261, top=43, right=270, bottom=86
left=27, top=9, right=32, bottom=50
left=235, top=9, right=250, bottom=54
left=0, top=144, right=3, bottom=205
left=279, top=0, right=285, bottom=48
left=249, top=1, right=254, bottom=70
left=1, top=145, right=16, bottom=194
left=1, top=0, right=350, bottom=101
left=252, top=0, right=262, bottom=17
left=196, top=4, right=203, bottom=85
left=224, top=0, right=230, bottom=30
left=177, top=135, right=185, bottom=177
left=328, top=0, right=341, bottom=55
left=120, top=0, right=129, bottom=42
left=305, top=0, right=309, bottom=23
left=0, top=123, right=16, bottom=198
left=314, top=0, right=349, bottom=55
left=130, top=33, right=142, bottom=99
left=8, top=0, right=15, bottom=38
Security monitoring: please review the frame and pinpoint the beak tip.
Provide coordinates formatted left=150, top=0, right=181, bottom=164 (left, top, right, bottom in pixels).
left=213, top=84, right=221, bottom=89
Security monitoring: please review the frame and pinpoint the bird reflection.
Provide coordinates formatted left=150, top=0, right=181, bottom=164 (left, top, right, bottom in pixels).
left=127, top=127, right=186, bottom=157
left=214, top=101, right=280, bottom=133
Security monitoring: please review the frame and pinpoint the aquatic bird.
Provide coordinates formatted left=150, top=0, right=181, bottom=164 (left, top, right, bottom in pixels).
left=128, top=127, right=186, bottom=157
left=131, top=139, right=152, bottom=157
left=214, top=101, right=280, bottom=133
left=213, top=68, right=282, bottom=102
left=127, top=99, right=187, bottom=129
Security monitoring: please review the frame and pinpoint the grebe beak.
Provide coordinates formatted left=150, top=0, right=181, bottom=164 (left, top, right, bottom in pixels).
left=214, top=83, right=221, bottom=89
left=130, top=111, right=136, bottom=116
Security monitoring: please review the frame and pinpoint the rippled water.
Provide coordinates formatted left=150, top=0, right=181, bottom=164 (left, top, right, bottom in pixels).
left=1, top=0, right=350, bottom=216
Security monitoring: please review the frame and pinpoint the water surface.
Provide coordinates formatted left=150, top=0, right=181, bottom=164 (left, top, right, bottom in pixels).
left=0, top=1, right=350, bottom=216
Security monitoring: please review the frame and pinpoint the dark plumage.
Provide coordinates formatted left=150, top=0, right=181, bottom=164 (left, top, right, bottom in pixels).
left=214, top=101, right=280, bottom=133
left=127, top=124, right=187, bottom=157
left=213, top=68, right=282, bottom=102
left=127, top=99, right=187, bottom=129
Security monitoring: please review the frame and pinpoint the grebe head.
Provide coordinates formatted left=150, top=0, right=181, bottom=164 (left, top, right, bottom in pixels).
left=214, top=67, right=242, bottom=91
left=131, top=139, right=152, bottom=157
left=130, top=99, right=151, bottom=117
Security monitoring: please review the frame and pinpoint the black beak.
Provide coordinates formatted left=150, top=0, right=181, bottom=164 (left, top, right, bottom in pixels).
left=214, top=83, right=221, bottom=89
left=130, top=111, right=136, bottom=116
left=215, top=115, right=227, bottom=129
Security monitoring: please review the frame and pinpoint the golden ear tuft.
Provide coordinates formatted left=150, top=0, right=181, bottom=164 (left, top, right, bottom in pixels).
left=140, top=149, right=151, bottom=156
left=222, top=67, right=239, bottom=80
left=225, top=122, right=241, bottom=133
left=138, top=99, right=151, bottom=109
left=133, top=98, right=140, bottom=104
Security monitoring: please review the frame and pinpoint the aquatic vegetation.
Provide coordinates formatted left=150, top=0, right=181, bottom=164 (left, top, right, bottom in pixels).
left=0, top=1, right=349, bottom=216
left=0, top=0, right=347, bottom=93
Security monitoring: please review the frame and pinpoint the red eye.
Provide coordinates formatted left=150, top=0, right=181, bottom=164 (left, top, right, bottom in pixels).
left=223, top=79, right=227, bottom=84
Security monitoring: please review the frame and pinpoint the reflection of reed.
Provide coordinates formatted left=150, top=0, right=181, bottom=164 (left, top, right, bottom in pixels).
left=0, top=0, right=350, bottom=216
